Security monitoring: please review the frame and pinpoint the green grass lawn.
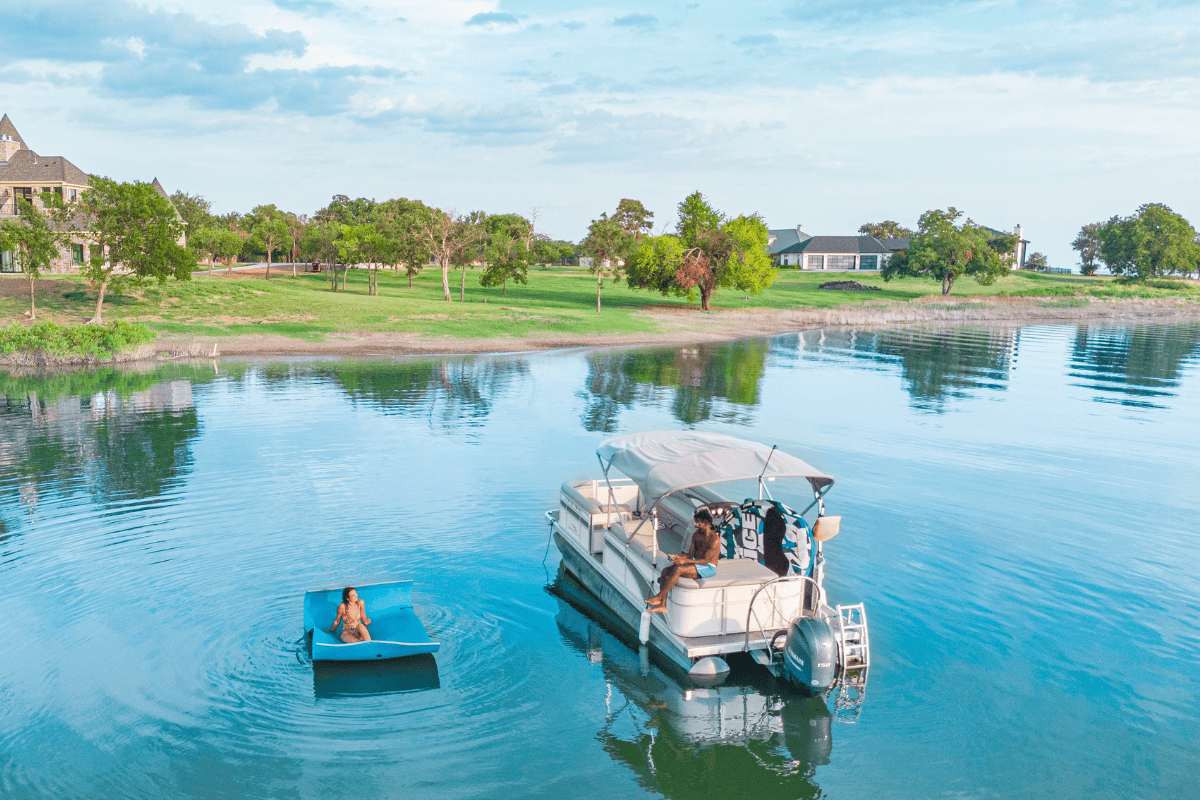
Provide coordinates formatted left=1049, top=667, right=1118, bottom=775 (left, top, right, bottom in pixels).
left=2, top=266, right=1197, bottom=343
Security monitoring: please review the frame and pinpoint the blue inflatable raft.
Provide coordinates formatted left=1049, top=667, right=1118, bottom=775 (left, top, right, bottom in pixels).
left=303, top=579, right=440, bottom=662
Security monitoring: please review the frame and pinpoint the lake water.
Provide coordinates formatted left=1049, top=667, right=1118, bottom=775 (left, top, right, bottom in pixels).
left=2, top=322, right=1198, bottom=799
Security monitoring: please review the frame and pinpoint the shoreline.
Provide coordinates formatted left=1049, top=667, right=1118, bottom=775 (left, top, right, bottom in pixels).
left=3, top=295, right=1198, bottom=367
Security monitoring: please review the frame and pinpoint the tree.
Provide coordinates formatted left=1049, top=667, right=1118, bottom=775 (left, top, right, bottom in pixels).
left=626, top=234, right=687, bottom=297
left=248, top=204, right=287, bottom=279
left=480, top=214, right=532, bottom=296
left=1, top=199, right=62, bottom=319
left=419, top=209, right=482, bottom=301
left=1026, top=251, right=1049, bottom=271
left=303, top=217, right=345, bottom=290
left=1072, top=222, right=1102, bottom=276
left=1098, top=203, right=1199, bottom=279
left=579, top=213, right=631, bottom=313
left=612, top=199, right=654, bottom=241
left=859, top=220, right=913, bottom=239
left=170, top=191, right=214, bottom=237
left=209, top=228, right=244, bottom=275
left=624, top=192, right=775, bottom=311
left=283, top=212, right=308, bottom=277
left=77, top=177, right=193, bottom=324
left=881, top=207, right=1011, bottom=295
left=373, top=198, right=434, bottom=287
left=454, top=210, right=486, bottom=302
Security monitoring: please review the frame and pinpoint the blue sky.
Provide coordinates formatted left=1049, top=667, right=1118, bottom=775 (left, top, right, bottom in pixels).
left=3, top=0, right=1199, bottom=269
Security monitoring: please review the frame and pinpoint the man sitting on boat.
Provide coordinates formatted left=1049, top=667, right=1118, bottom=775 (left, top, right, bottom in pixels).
left=646, top=509, right=722, bottom=613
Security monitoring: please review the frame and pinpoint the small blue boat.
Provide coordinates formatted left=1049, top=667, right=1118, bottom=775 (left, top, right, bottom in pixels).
left=303, top=579, right=440, bottom=662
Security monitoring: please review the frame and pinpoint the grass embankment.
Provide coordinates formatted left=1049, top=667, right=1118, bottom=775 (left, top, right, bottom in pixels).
left=1, top=267, right=1197, bottom=349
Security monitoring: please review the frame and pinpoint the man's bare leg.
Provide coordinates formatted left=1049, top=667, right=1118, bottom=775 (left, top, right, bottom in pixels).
left=647, top=564, right=699, bottom=612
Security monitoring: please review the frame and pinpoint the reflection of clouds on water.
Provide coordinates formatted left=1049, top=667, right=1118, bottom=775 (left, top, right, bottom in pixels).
left=554, top=572, right=829, bottom=800
left=1069, top=322, right=1200, bottom=408
left=580, top=340, right=769, bottom=431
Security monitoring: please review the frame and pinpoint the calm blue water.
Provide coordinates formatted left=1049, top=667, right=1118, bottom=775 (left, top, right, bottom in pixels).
left=1, top=322, right=1198, bottom=799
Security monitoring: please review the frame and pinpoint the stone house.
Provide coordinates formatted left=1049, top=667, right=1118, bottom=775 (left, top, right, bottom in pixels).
left=0, top=114, right=183, bottom=274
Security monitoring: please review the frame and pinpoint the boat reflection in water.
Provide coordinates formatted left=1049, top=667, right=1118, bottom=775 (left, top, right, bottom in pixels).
left=554, top=570, right=831, bottom=800
left=311, top=653, right=440, bottom=699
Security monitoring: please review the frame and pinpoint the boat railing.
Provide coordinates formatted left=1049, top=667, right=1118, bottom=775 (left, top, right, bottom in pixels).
left=744, top=574, right=821, bottom=653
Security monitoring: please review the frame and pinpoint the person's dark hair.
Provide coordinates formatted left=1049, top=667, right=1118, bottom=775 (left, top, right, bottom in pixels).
left=342, top=587, right=355, bottom=603
left=693, top=509, right=714, bottom=528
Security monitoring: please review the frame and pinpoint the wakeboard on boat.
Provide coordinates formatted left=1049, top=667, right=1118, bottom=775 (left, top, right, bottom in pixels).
left=546, top=431, right=869, bottom=703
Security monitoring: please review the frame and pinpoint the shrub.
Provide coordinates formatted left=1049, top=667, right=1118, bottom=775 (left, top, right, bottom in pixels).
left=0, top=320, right=155, bottom=358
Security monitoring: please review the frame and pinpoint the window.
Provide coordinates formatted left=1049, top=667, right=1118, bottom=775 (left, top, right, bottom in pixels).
left=860, top=255, right=879, bottom=270
left=1, top=250, right=18, bottom=273
left=827, top=255, right=855, bottom=269
left=41, top=187, right=51, bottom=194
left=806, top=254, right=824, bottom=269
left=72, top=244, right=84, bottom=265
left=70, top=188, right=78, bottom=201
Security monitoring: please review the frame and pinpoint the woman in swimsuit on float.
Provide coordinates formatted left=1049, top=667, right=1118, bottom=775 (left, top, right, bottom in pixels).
left=328, top=587, right=372, bottom=642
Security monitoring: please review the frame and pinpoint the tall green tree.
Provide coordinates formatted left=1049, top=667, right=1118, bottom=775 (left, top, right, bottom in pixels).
left=858, top=221, right=913, bottom=239
left=1072, top=222, right=1102, bottom=276
left=1, top=198, right=61, bottom=319
left=579, top=213, right=632, bottom=313
left=212, top=229, right=245, bottom=276
left=420, top=209, right=479, bottom=301
left=882, top=207, right=1011, bottom=295
left=284, top=212, right=308, bottom=277
left=78, top=177, right=193, bottom=324
left=454, top=210, right=487, bottom=302
left=372, top=198, right=434, bottom=288
left=1098, top=204, right=1199, bottom=278
left=248, top=204, right=288, bottom=279
left=480, top=213, right=532, bottom=296
left=169, top=191, right=214, bottom=238
left=612, top=199, right=655, bottom=241
left=303, top=217, right=346, bottom=291
left=624, top=192, right=775, bottom=311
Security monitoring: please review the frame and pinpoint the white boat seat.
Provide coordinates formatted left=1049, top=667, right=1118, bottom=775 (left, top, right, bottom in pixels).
left=676, top=558, right=778, bottom=589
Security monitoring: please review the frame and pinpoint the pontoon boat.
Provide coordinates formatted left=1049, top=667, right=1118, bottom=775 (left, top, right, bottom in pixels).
left=547, top=431, right=869, bottom=698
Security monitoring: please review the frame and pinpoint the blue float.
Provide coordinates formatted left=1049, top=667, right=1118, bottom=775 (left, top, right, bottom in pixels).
left=303, top=579, right=440, bottom=662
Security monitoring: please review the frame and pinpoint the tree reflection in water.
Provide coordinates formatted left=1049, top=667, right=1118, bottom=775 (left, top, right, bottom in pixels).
left=318, top=357, right=531, bottom=428
left=0, top=366, right=205, bottom=547
left=554, top=570, right=829, bottom=800
left=581, top=340, right=770, bottom=431
left=775, top=326, right=1016, bottom=411
left=1, top=369, right=202, bottom=502
left=1069, top=322, right=1200, bottom=408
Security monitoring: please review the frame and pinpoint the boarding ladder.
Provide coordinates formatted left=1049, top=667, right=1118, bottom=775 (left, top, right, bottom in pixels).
left=831, top=603, right=869, bottom=721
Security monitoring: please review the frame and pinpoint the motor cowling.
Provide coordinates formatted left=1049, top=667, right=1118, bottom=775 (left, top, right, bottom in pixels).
left=782, top=616, right=837, bottom=693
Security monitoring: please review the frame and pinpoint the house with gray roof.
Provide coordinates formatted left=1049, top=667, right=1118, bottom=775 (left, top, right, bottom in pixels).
left=0, top=114, right=184, bottom=274
left=768, top=222, right=1030, bottom=272
left=772, top=229, right=893, bottom=271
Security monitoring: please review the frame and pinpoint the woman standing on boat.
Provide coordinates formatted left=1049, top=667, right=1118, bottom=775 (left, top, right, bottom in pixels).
left=646, top=509, right=721, bottom=613
left=329, top=587, right=372, bottom=642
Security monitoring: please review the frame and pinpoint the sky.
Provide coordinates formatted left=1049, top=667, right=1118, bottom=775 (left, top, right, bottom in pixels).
left=2, top=0, right=1199, bottom=270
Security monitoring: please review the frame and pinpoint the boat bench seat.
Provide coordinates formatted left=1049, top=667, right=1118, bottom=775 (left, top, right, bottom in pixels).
left=677, top=558, right=777, bottom=589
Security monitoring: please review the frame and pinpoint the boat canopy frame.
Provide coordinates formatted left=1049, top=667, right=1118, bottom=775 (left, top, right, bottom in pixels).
left=595, top=431, right=836, bottom=560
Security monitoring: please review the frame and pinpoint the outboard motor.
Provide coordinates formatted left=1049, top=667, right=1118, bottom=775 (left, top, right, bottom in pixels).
left=782, top=616, right=837, bottom=693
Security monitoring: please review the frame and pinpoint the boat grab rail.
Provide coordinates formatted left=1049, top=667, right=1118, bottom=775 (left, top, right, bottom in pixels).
left=743, top=574, right=822, bottom=652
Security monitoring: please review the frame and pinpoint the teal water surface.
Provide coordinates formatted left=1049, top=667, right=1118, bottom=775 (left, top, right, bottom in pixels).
left=1, top=322, right=1198, bottom=799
